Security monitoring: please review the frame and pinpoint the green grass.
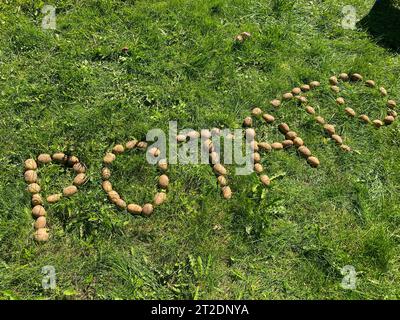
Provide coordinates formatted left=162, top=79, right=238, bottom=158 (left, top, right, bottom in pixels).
left=1, top=0, right=400, bottom=300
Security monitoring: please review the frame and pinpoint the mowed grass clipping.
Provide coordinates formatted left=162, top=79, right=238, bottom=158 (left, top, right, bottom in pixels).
left=0, top=0, right=400, bottom=299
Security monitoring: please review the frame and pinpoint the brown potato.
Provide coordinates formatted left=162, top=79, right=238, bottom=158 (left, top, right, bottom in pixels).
left=366, top=80, right=375, bottom=87
left=67, top=156, right=79, bottom=166
left=351, top=73, right=363, bottom=81
left=282, top=92, right=293, bottom=100
left=258, top=142, right=272, bottom=152
left=298, top=146, right=312, bottom=158
left=251, top=107, right=263, bottom=116
left=324, top=124, right=335, bottom=136
left=282, top=140, right=294, bottom=148
left=103, top=153, right=116, bottom=165
left=292, top=87, right=301, bottom=95
left=243, top=117, right=253, bottom=127
left=32, top=205, right=46, bottom=218
left=211, top=128, right=220, bottom=136
left=344, top=107, right=356, bottom=117
left=245, top=128, right=256, bottom=139
left=32, top=194, right=43, bottom=206
left=137, top=141, right=148, bottom=149
left=262, top=114, right=275, bottom=124
left=24, top=159, right=38, bottom=171
left=336, top=97, right=345, bottom=105
left=73, top=162, right=86, bottom=174
left=270, top=99, right=281, bottom=108
left=102, top=181, right=113, bottom=192
left=34, top=228, right=49, bottom=242
left=301, top=84, right=310, bottom=92
left=307, top=156, right=320, bottom=168
left=73, top=173, right=86, bottom=186
left=285, top=131, right=297, bottom=140
left=148, top=147, right=161, bottom=157
left=115, top=199, right=127, bottom=209
left=27, top=183, right=41, bottom=194
left=38, top=154, right=52, bottom=164
left=260, top=175, right=271, bottom=186
left=176, top=134, right=187, bottom=142
left=24, top=170, right=37, bottom=183
left=34, top=216, right=46, bottom=229
left=297, top=96, right=308, bottom=104
left=213, top=164, right=227, bottom=176
left=187, top=130, right=200, bottom=139
left=158, top=159, right=168, bottom=171
left=315, top=116, right=325, bottom=125
left=249, top=141, right=258, bottom=152
left=339, top=73, right=349, bottom=81
left=359, top=114, right=370, bottom=123
left=201, top=130, right=212, bottom=139
left=331, top=85, right=340, bottom=93
left=388, top=110, right=397, bottom=118
left=387, top=100, right=397, bottom=109
left=373, top=119, right=383, bottom=128
left=329, top=76, right=338, bottom=85
left=384, top=115, right=395, bottom=125
left=293, top=137, right=304, bottom=147
left=252, top=152, right=261, bottom=162
left=126, top=139, right=138, bottom=149
left=142, top=203, right=154, bottom=216
left=52, top=152, right=66, bottom=162
left=278, top=123, right=290, bottom=134
left=108, top=191, right=120, bottom=201
left=154, top=192, right=167, bottom=206
left=254, top=163, right=263, bottom=173
left=271, top=142, right=283, bottom=150
left=102, top=167, right=111, bottom=180
left=47, top=194, right=61, bottom=204
left=112, top=144, right=125, bottom=154
left=210, top=151, right=220, bottom=164
left=309, top=81, right=321, bottom=88
left=331, top=135, right=343, bottom=145
left=222, top=186, right=232, bottom=199
left=217, top=175, right=228, bottom=187
left=379, top=87, right=388, bottom=96
left=159, top=175, right=169, bottom=189
left=127, top=203, right=142, bottom=214
left=305, top=106, right=315, bottom=114
left=63, top=185, right=78, bottom=197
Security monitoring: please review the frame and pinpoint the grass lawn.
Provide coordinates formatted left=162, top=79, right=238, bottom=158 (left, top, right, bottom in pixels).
left=1, top=0, right=400, bottom=300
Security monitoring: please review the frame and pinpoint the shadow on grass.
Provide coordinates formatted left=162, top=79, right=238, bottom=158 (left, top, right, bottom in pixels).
left=358, top=0, right=400, bottom=53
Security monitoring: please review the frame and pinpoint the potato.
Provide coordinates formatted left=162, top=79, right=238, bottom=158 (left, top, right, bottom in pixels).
left=262, top=114, right=275, bottom=124
left=210, top=151, right=220, bottom=164
left=305, top=106, right=315, bottom=114
left=73, top=173, right=86, bottom=186
left=217, top=175, right=228, bottom=187
left=108, top=191, right=120, bottom=201
left=73, top=162, right=86, bottom=174
left=249, top=141, right=259, bottom=151
left=298, top=146, right=312, bottom=158
left=115, top=199, right=127, bottom=209
left=278, top=123, right=290, bottom=134
left=260, top=175, right=270, bottom=186
left=351, top=73, right=363, bottom=81
left=34, top=228, right=49, bottom=242
left=213, top=164, right=227, bottom=176
left=52, top=152, right=66, bottom=162
left=24, top=170, right=37, bottom=183
left=67, top=156, right=79, bottom=166
left=282, top=140, right=294, bottom=148
left=373, top=119, right=383, bottom=128
left=315, top=116, right=325, bottom=125
left=292, top=87, right=302, bottom=95
left=234, top=34, right=244, bottom=43
left=271, top=142, right=284, bottom=150
left=293, top=137, right=304, bottom=147
left=379, top=87, right=388, bottom=96
left=142, top=203, right=154, bottom=216
left=34, top=216, right=46, bottom=229
left=243, top=117, right=253, bottom=127
left=127, top=203, right=142, bottom=214
left=310, top=81, right=321, bottom=88
left=245, top=128, right=256, bottom=139
left=103, top=153, right=116, bottom=165
left=154, top=192, right=167, bottom=206
left=331, top=85, right=340, bottom=93
left=176, top=134, right=187, bottom=142
left=258, top=142, right=272, bottom=152
left=27, top=183, right=41, bottom=194
left=102, top=167, right=111, bottom=180
left=38, top=154, right=52, bottom=164
left=340, top=145, right=351, bottom=152
left=211, top=128, right=220, bottom=136
left=336, top=97, right=345, bottom=105
left=359, top=114, right=370, bottom=123
left=63, top=185, right=78, bottom=197
left=297, top=96, right=308, bottom=104
left=24, top=158, right=37, bottom=171
left=384, top=115, right=395, bottom=125
left=137, top=141, right=148, bottom=149
left=307, top=156, right=320, bottom=168
left=32, top=194, right=43, bottom=206
left=221, top=186, right=232, bottom=199
left=331, top=134, right=343, bottom=145
left=148, top=147, right=160, bottom=157
left=270, top=99, right=281, bottom=108
left=282, top=92, right=293, bottom=100
left=323, top=124, right=335, bottom=136
left=329, top=76, right=338, bottom=85
left=252, top=152, right=261, bottom=162
left=158, top=159, right=168, bottom=171
left=251, top=107, right=263, bottom=116
left=301, top=84, right=310, bottom=92
left=387, top=100, right=397, bottom=109
left=32, top=205, right=46, bottom=218
left=339, top=73, right=349, bottom=81
left=203, top=139, right=214, bottom=152
left=388, top=110, right=397, bottom=118
left=47, top=194, right=61, bottom=203
left=285, top=131, right=297, bottom=140
left=126, top=139, right=138, bottom=149
left=112, top=144, right=125, bottom=154
left=187, top=130, right=200, bottom=139
left=344, top=107, right=356, bottom=117
left=159, top=175, right=169, bottom=189
left=366, top=80, right=375, bottom=87
left=254, top=163, right=263, bottom=173
left=201, top=129, right=212, bottom=139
